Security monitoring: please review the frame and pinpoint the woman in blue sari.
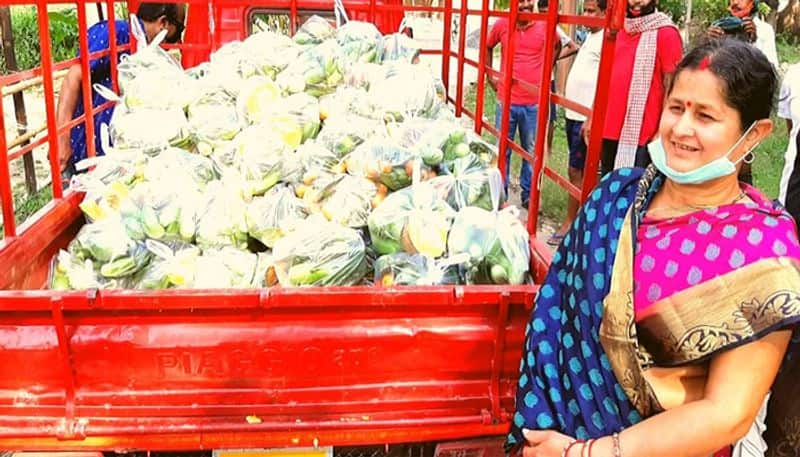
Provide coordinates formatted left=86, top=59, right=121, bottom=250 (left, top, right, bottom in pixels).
left=508, top=40, right=800, bottom=457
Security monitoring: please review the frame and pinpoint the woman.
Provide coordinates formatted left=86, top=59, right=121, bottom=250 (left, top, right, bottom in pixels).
left=507, top=39, right=800, bottom=457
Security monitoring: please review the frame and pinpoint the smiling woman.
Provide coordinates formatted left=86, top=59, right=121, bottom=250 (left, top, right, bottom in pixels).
left=505, top=39, right=800, bottom=457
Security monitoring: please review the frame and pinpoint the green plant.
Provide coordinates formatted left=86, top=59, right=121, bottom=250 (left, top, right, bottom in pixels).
left=0, top=6, right=79, bottom=73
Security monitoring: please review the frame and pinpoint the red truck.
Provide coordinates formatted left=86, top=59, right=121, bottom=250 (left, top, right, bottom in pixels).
left=0, top=0, right=623, bottom=454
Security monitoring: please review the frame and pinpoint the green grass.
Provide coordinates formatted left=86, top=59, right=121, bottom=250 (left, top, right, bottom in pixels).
left=777, top=37, right=800, bottom=67
left=0, top=185, right=53, bottom=240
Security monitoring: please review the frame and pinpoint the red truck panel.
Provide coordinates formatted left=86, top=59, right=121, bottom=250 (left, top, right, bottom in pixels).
left=0, top=286, right=533, bottom=449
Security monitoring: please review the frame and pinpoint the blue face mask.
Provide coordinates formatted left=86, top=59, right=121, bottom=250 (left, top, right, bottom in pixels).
left=648, top=123, right=758, bottom=185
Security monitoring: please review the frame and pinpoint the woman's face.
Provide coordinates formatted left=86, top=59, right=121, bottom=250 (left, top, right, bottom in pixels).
left=658, top=68, right=750, bottom=174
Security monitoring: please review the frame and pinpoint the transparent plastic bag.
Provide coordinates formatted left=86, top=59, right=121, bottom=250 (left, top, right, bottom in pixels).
left=296, top=141, right=345, bottom=179
left=134, top=239, right=202, bottom=289
left=94, top=85, right=192, bottom=152
left=50, top=250, right=105, bottom=290
left=243, top=30, right=301, bottom=79
left=315, top=113, right=385, bottom=158
left=195, top=178, right=249, bottom=250
left=447, top=170, right=529, bottom=285
left=381, top=32, right=422, bottom=64
left=193, top=247, right=272, bottom=288
left=428, top=155, right=501, bottom=211
left=293, top=15, right=336, bottom=46
left=188, top=89, right=244, bottom=146
left=118, top=18, right=184, bottom=96
left=318, top=86, right=372, bottom=120
left=143, top=148, right=221, bottom=187
left=68, top=218, right=153, bottom=279
left=336, top=21, right=383, bottom=64
left=346, top=140, right=432, bottom=191
left=367, top=64, right=446, bottom=121
left=272, top=216, right=368, bottom=287
left=374, top=252, right=467, bottom=286
left=234, top=127, right=300, bottom=197
left=236, top=76, right=282, bottom=125
left=117, top=178, right=205, bottom=243
left=206, top=41, right=267, bottom=94
left=246, top=185, right=310, bottom=247
left=277, top=40, right=344, bottom=97
left=367, top=166, right=455, bottom=257
left=259, top=92, right=322, bottom=146
left=303, top=174, right=376, bottom=228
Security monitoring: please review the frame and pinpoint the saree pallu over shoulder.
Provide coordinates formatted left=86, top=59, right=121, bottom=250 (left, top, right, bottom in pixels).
left=636, top=258, right=800, bottom=366
left=598, top=167, right=800, bottom=457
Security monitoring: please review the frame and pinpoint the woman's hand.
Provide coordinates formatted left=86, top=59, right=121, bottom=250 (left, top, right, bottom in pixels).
left=521, top=429, right=576, bottom=457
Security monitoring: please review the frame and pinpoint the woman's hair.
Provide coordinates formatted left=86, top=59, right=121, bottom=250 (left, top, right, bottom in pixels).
left=669, top=38, right=777, bottom=132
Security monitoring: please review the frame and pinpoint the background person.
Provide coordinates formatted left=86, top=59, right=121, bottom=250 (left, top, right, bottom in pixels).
left=549, top=0, right=605, bottom=246
left=56, top=2, right=186, bottom=177
left=487, top=0, right=561, bottom=209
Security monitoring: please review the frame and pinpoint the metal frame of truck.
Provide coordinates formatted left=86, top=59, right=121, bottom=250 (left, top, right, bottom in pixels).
left=0, top=0, right=624, bottom=451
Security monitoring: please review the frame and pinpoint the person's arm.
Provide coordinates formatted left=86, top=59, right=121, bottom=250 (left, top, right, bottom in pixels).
left=556, top=29, right=579, bottom=60
left=486, top=44, right=498, bottom=92
left=788, top=119, right=794, bottom=136
left=521, top=329, right=792, bottom=457
left=485, top=21, right=503, bottom=92
left=56, top=63, right=82, bottom=171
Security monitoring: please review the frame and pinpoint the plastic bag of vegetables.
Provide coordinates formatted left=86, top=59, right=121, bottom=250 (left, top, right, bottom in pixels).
left=271, top=217, right=368, bottom=287
left=381, top=32, right=421, bottom=64
left=117, top=19, right=184, bottom=96
left=447, top=171, right=529, bottom=285
left=293, top=15, right=335, bottom=46
left=116, top=177, right=205, bottom=243
left=193, top=247, right=272, bottom=288
left=234, top=127, right=301, bottom=197
left=367, top=169, right=455, bottom=257
left=143, top=148, right=221, bottom=188
left=374, top=252, right=468, bottom=286
left=50, top=250, right=105, bottom=290
left=296, top=141, right=345, bottom=179
left=316, top=113, right=385, bottom=158
left=68, top=218, right=153, bottom=279
left=188, top=88, right=244, bottom=149
left=236, top=76, right=282, bottom=125
left=277, top=40, right=344, bottom=97
left=195, top=178, right=249, bottom=250
left=246, top=185, right=310, bottom=247
left=428, top=155, right=501, bottom=211
left=134, top=240, right=202, bottom=289
left=346, top=140, right=433, bottom=191
left=95, top=85, right=192, bottom=152
left=206, top=41, right=269, bottom=94
left=318, top=86, right=372, bottom=120
left=303, top=174, right=376, bottom=228
left=261, top=92, right=322, bottom=146
left=243, top=30, right=300, bottom=79
left=336, top=21, right=383, bottom=64
left=367, top=64, right=446, bottom=121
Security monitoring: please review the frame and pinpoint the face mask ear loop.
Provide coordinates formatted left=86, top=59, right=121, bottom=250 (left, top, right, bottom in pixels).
left=728, top=122, right=758, bottom=164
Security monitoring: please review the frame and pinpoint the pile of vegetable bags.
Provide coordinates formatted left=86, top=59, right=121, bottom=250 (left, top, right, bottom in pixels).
left=51, top=14, right=529, bottom=291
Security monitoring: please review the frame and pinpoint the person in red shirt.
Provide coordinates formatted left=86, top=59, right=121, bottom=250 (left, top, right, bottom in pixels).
left=585, top=0, right=683, bottom=176
left=486, top=0, right=561, bottom=208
